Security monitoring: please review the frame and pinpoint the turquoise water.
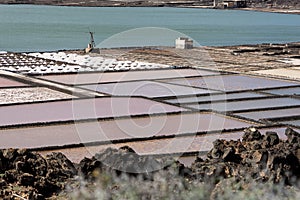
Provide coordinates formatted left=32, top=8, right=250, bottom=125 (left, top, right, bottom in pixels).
left=0, top=5, right=299, bottom=52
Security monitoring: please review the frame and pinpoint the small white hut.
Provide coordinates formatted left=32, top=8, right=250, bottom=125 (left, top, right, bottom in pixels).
left=175, top=37, right=193, bottom=49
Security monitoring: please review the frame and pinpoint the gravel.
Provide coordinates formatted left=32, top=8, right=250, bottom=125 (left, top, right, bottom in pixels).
left=0, top=87, right=74, bottom=105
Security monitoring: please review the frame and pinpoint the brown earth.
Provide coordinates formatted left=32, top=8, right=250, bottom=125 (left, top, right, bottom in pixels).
left=92, top=42, right=300, bottom=75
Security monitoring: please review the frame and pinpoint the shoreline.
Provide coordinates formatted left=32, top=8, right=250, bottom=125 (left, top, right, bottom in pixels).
left=4, top=39, right=300, bottom=54
left=14, top=41, right=300, bottom=54
left=238, top=7, right=300, bottom=15
left=1, top=2, right=300, bottom=15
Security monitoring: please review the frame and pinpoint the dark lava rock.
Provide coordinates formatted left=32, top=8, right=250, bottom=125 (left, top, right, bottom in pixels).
left=78, top=145, right=192, bottom=185
left=79, top=146, right=167, bottom=179
left=45, top=152, right=77, bottom=179
left=0, top=149, right=77, bottom=199
left=242, top=127, right=263, bottom=142
left=34, top=176, right=61, bottom=196
left=251, top=150, right=268, bottom=165
left=1, top=127, right=300, bottom=199
left=192, top=128, right=300, bottom=186
left=19, top=173, right=35, bottom=186
left=207, top=139, right=226, bottom=159
left=0, top=179, right=7, bottom=187
left=207, top=140, right=242, bottom=163
left=259, top=131, right=280, bottom=149
left=192, top=160, right=239, bottom=184
left=3, top=169, right=18, bottom=183
left=265, top=131, right=279, bottom=146
left=222, top=146, right=242, bottom=163
left=285, top=127, right=300, bottom=144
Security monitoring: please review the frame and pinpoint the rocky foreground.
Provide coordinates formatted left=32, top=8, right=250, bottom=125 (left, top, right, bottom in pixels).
left=0, top=127, right=300, bottom=199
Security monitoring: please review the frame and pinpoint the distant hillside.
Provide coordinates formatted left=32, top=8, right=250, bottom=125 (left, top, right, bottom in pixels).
left=247, top=0, right=300, bottom=8
left=0, top=0, right=299, bottom=9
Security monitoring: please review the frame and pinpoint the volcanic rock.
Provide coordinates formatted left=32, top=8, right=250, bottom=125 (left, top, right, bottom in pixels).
left=79, top=146, right=166, bottom=179
left=19, top=173, right=35, bottom=186
left=192, top=127, right=300, bottom=186
left=242, top=127, right=263, bottom=142
left=285, top=127, right=300, bottom=144
left=1, top=127, right=300, bottom=199
left=0, top=149, right=77, bottom=199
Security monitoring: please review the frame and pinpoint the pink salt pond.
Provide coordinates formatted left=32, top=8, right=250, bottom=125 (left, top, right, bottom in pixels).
left=163, top=74, right=299, bottom=91
left=80, top=81, right=214, bottom=98
left=0, top=112, right=255, bottom=149
left=36, top=126, right=295, bottom=163
left=0, top=76, right=28, bottom=88
left=0, top=97, right=186, bottom=127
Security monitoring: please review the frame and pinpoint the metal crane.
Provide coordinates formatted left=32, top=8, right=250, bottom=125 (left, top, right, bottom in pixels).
left=88, top=31, right=95, bottom=49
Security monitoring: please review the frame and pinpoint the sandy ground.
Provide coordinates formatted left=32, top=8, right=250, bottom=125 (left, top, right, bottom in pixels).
left=251, top=68, right=300, bottom=80
left=94, top=42, right=300, bottom=79
left=0, top=87, right=74, bottom=104
left=239, top=7, right=300, bottom=15
left=279, top=58, right=300, bottom=65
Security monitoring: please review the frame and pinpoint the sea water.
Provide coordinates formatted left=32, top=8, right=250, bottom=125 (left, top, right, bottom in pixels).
left=0, top=5, right=299, bottom=52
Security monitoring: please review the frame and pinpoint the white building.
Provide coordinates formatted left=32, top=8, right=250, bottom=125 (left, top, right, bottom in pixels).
left=222, top=0, right=247, bottom=8
left=175, top=37, right=193, bottom=49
